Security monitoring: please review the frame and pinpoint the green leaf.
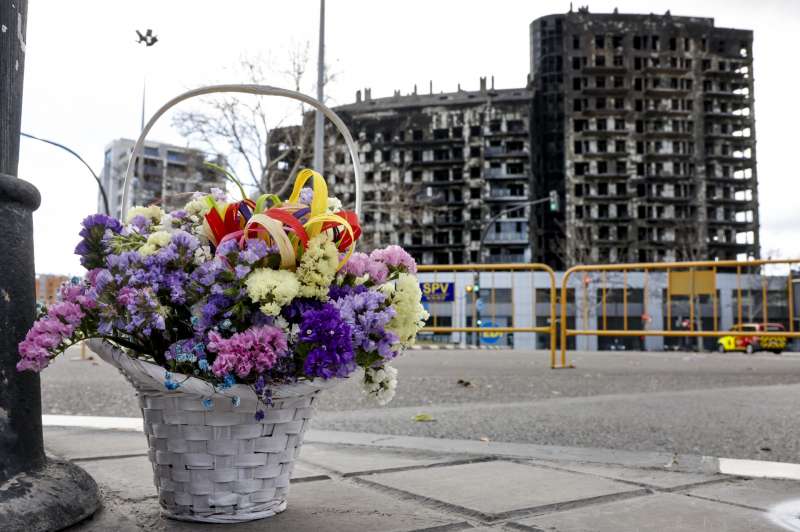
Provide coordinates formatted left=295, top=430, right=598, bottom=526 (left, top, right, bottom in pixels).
left=412, top=413, right=436, bottom=422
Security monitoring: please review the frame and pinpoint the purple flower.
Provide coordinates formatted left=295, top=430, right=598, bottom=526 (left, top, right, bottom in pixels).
left=299, top=187, right=314, bottom=204
left=335, top=290, right=398, bottom=360
left=328, top=283, right=367, bottom=301
left=297, top=302, right=355, bottom=379
left=75, top=213, right=123, bottom=269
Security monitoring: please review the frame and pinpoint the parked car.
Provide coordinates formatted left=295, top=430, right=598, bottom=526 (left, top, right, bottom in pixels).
left=717, top=323, right=787, bottom=354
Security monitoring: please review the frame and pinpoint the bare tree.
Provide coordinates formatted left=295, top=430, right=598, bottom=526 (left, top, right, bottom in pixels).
left=171, top=48, right=334, bottom=198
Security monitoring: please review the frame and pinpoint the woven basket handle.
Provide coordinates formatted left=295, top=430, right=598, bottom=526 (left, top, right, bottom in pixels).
left=121, top=84, right=362, bottom=219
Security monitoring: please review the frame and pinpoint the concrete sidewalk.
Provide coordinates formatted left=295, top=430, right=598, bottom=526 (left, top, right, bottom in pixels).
left=45, top=425, right=800, bottom=532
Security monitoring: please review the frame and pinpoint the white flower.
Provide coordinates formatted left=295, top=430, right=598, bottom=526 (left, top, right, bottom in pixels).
left=184, top=198, right=211, bottom=217
left=193, top=245, right=212, bottom=266
left=381, top=273, right=429, bottom=347
left=245, top=268, right=300, bottom=316
left=327, top=196, right=343, bottom=213
left=363, top=365, right=398, bottom=405
left=126, top=205, right=164, bottom=224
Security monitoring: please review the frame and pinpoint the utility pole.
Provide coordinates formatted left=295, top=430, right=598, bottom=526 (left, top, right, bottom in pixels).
left=0, top=2, right=99, bottom=528
left=313, top=0, right=325, bottom=173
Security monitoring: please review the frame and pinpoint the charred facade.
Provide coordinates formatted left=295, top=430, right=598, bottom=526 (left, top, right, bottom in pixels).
left=531, top=11, right=759, bottom=268
left=326, top=83, right=533, bottom=265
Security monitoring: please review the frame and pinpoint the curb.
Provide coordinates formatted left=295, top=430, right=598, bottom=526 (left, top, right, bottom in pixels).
left=42, top=416, right=800, bottom=482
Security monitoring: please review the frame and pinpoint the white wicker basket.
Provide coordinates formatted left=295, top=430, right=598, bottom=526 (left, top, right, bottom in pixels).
left=89, top=84, right=364, bottom=523
left=88, top=339, right=340, bottom=523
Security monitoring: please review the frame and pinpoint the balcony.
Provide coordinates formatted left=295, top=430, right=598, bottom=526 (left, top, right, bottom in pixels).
left=485, top=168, right=528, bottom=179
left=488, top=188, right=527, bottom=201
left=484, top=232, right=529, bottom=244
left=486, top=253, right=527, bottom=264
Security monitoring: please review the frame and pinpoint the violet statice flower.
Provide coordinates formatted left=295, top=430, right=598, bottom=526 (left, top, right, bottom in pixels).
left=74, top=213, right=123, bottom=269
left=298, top=302, right=355, bottom=379
left=335, top=290, right=399, bottom=361
left=370, top=245, right=417, bottom=274
left=328, top=283, right=367, bottom=301
left=299, top=187, right=314, bottom=205
left=207, top=325, right=288, bottom=379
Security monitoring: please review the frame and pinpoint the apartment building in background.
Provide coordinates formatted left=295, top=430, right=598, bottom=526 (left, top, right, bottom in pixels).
left=530, top=10, right=759, bottom=268
left=35, top=274, right=70, bottom=306
left=99, top=139, right=227, bottom=217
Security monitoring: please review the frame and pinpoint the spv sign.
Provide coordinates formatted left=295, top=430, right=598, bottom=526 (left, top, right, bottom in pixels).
left=419, top=282, right=454, bottom=302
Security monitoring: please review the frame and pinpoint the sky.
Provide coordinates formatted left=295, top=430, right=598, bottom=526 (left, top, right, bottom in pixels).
left=17, top=0, right=800, bottom=274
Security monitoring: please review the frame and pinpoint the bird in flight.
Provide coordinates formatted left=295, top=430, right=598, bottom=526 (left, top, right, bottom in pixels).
left=136, top=29, right=158, bottom=47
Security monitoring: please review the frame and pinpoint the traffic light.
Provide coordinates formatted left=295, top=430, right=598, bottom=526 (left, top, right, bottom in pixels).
left=548, top=190, right=560, bottom=212
left=465, top=284, right=480, bottom=293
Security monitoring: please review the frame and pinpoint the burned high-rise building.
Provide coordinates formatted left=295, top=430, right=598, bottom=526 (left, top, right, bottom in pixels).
left=325, top=82, right=534, bottom=265
left=530, top=10, right=759, bottom=268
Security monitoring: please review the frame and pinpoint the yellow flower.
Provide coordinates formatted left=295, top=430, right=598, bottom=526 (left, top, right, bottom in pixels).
left=138, top=231, right=172, bottom=256
left=296, top=234, right=339, bottom=299
left=126, top=205, right=164, bottom=223
left=245, top=268, right=300, bottom=316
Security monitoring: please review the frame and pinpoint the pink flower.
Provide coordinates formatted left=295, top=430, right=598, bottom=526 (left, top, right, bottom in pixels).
left=341, top=252, right=389, bottom=284
left=341, top=252, right=370, bottom=277
left=17, top=300, right=87, bottom=372
left=208, top=325, right=288, bottom=379
left=370, top=245, right=417, bottom=274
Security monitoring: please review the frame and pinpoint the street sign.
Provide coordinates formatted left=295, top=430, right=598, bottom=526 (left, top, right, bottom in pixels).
left=480, top=320, right=503, bottom=344
left=420, top=282, right=454, bottom=302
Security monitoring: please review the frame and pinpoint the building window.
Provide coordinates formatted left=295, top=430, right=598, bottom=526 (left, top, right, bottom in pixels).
left=595, top=35, right=605, bottom=49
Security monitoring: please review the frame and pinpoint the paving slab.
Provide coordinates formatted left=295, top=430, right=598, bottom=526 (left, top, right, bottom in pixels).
left=530, top=459, right=726, bottom=490
left=79, top=455, right=157, bottom=501
left=512, top=492, right=781, bottom=532
left=360, top=460, right=644, bottom=520
left=685, top=478, right=800, bottom=511
left=44, top=426, right=147, bottom=460
left=85, top=478, right=464, bottom=531
left=299, top=442, right=467, bottom=476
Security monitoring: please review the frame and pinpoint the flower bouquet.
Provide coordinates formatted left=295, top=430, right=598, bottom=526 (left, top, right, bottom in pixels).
left=18, top=87, right=427, bottom=522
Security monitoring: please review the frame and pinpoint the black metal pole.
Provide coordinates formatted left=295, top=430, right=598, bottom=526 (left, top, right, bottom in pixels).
left=20, top=132, right=110, bottom=215
left=0, top=2, right=99, bottom=530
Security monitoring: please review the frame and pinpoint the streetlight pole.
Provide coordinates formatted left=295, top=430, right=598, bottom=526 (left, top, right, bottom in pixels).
left=20, top=132, right=110, bottom=215
left=0, top=2, right=99, bottom=529
left=477, top=196, right=551, bottom=264
left=313, top=0, right=326, bottom=173
left=472, top=194, right=556, bottom=347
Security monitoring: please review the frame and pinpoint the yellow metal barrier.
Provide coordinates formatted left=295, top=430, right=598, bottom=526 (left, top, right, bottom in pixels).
left=417, top=263, right=561, bottom=368
left=559, top=259, right=800, bottom=365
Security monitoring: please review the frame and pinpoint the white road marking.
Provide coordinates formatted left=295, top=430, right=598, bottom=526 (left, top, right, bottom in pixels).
left=43, top=414, right=143, bottom=431
left=768, top=499, right=800, bottom=532
left=718, top=457, right=800, bottom=480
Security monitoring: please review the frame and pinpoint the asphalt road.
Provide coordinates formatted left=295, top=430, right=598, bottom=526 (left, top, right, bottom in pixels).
left=41, top=346, right=800, bottom=462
